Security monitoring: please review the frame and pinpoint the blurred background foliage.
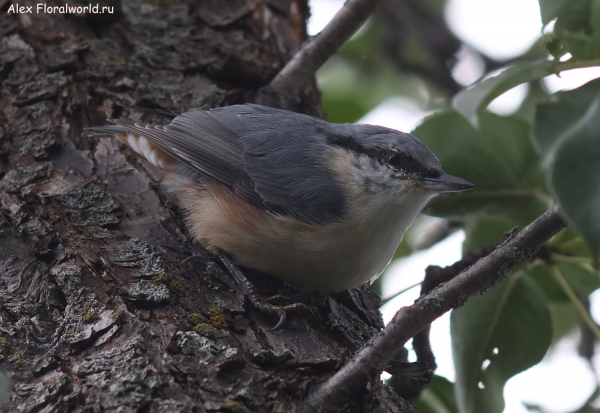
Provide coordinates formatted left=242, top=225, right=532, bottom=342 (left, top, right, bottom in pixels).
left=314, top=0, right=600, bottom=412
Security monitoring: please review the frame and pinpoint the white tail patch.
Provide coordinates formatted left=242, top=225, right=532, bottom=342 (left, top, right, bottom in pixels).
left=113, top=131, right=184, bottom=199
left=118, top=132, right=170, bottom=169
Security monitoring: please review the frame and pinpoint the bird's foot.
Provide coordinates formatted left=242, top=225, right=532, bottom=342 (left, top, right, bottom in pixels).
left=218, top=252, right=312, bottom=330
left=264, top=294, right=288, bottom=304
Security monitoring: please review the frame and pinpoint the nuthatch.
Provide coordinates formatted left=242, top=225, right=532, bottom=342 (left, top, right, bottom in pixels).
left=88, top=104, right=473, bottom=327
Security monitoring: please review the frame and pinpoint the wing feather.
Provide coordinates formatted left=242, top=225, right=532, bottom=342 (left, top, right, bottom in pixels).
left=106, top=104, right=347, bottom=224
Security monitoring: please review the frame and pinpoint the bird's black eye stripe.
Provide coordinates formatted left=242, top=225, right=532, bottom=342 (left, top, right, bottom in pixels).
left=386, top=152, right=420, bottom=174
left=386, top=152, right=441, bottom=178
left=326, top=133, right=442, bottom=178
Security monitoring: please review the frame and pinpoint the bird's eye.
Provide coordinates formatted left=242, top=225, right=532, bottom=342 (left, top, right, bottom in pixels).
left=386, top=152, right=407, bottom=170
left=386, top=151, right=427, bottom=175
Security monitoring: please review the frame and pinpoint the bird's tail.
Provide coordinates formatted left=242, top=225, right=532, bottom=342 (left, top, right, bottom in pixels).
left=85, top=125, right=129, bottom=137
left=85, top=123, right=175, bottom=170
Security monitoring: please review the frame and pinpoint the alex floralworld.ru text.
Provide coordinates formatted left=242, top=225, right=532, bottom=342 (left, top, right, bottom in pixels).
left=7, top=3, right=114, bottom=14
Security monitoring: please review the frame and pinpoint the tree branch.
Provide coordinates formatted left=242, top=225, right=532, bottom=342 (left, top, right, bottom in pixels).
left=412, top=243, right=497, bottom=371
left=304, top=206, right=567, bottom=412
left=256, top=0, right=385, bottom=108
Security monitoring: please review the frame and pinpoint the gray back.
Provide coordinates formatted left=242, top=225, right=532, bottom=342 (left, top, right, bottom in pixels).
left=112, top=105, right=348, bottom=224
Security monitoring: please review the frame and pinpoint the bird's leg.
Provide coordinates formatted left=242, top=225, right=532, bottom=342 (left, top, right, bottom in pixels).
left=217, top=252, right=312, bottom=330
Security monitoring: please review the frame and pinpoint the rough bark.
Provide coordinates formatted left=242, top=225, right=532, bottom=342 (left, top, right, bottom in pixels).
left=0, top=0, right=414, bottom=412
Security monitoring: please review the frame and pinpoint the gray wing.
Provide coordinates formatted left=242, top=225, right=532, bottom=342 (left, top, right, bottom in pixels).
left=110, top=104, right=347, bottom=224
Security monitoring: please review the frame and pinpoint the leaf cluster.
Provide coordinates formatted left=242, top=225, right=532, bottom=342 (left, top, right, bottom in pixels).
left=421, top=1, right=600, bottom=411
left=320, top=1, right=600, bottom=412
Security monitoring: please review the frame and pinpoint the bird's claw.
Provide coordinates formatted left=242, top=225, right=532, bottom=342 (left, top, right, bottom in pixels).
left=268, top=302, right=314, bottom=331
left=181, top=254, right=212, bottom=269
left=247, top=295, right=314, bottom=330
left=272, top=311, right=287, bottom=331
left=215, top=251, right=313, bottom=330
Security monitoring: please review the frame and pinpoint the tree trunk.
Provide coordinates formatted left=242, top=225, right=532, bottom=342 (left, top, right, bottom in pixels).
left=0, top=1, right=414, bottom=411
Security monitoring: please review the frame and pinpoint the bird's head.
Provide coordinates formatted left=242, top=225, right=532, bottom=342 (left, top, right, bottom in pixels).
left=325, top=124, right=474, bottom=208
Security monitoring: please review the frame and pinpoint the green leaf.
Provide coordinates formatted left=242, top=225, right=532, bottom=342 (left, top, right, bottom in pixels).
left=513, top=80, right=552, bottom=123
left=337, top=19, right=382, bottom=62
left=559, top=32, right=600, bottom=60
left=413, top=111, right=550, bottom=223
left=529, top=264, right=566, bottom=302
left=543, top=0, right=600, bottom=59
left=554, top=227, right=595, bottom=258
left=558, top=262, right=600, bottom=297
left=538, top=0, right=569, bottom=26
left=412, top=375, right=459, bottom=413
left=452, top=59, right=556, bottom=127
left=318, top=55, right=425, bottom=124
left=453, top=0, right=600, bottom=125
left=533, top=78, right=600, bottom=158
left=528, top=266, right=581, bottom=344
left=547, top=302, right=579, bottom=343
left=529, top=263, right=600, bottom=302
left=461, top=217, right=519, bottom=253
left=319, top=21, right=428, bottom=125
left=321, top=95, right=368, bottom=124
left=534, top=79, right=600, bottom=252
left=451, top=272, right=552, bottom=413
left=539, top=0, right=593, bottom=30
left=405, top=0, right=449, bottom=21
left=549, top=95, right=600, bottom=252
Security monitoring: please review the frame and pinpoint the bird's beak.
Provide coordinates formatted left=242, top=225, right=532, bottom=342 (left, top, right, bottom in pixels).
left=418, top=173, right=475, bottom=192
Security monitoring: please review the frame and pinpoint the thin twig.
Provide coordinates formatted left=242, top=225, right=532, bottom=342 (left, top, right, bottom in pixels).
left=551, top=254, right=593, bottom=265
left=304, top=206, right=566, bottom=412
left=255, top=0, right=386, bottom=108
left=412, top=243, right=497, bottom=371
left=379, top=281, right=422, bottom=306
left=558, top=237, right=584, bottom=250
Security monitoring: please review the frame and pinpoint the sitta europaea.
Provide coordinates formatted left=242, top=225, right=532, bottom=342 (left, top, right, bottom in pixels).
left=88, top=104, right=473, bottom=323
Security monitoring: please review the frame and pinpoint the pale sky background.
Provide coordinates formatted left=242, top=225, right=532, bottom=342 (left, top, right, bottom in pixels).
left=309, top=1, right=600, bottom=412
